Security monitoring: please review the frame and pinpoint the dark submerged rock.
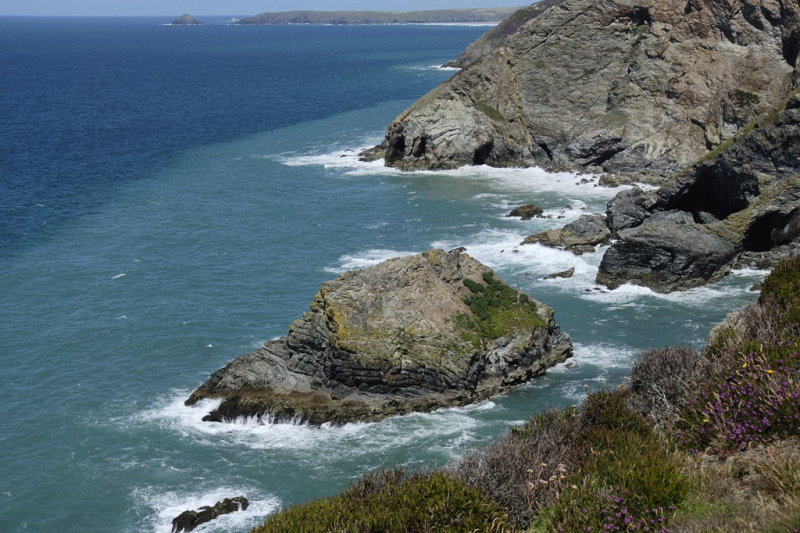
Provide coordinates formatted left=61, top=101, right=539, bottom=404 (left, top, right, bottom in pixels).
left=507, top=204, right=544, bottom=220
left=543, top=267, right=575, bottom=280
left=171, top=497, right=248, bottom=532
left=521, top=215, right=610, bottom=254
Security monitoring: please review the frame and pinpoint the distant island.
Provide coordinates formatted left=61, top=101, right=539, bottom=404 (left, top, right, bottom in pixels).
left=170, top=14, right=204, bottom=25
left=236, top=7, right=521, bottom=25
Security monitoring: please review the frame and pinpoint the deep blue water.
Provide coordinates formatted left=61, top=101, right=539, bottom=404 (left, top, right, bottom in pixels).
left=0, top=17, right=764, bottom=533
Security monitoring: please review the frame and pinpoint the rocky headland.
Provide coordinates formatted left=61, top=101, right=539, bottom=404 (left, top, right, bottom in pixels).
left=443, top=0, right=565, bottom=68
left=170, top=14, right=204, bottom=25
left=186, top=249, right=572, bottom=425
left=372, top=0, right=799, bottom=181
left=236, top=8, right=521, bottom=25
left=363, top=0, right=800, bottom=293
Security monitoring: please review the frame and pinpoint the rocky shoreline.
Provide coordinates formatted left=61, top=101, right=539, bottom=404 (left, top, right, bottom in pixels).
left=186, top=249, right=572, bottom=425
left=362, top=0, right=800, bottom=293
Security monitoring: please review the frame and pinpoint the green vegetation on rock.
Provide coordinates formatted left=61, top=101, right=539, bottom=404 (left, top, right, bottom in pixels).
left=456, top=272, right=545, bottom=344
left=475, top=101, right=506, bottom=122
left=250, top=469, right=509, bottom=533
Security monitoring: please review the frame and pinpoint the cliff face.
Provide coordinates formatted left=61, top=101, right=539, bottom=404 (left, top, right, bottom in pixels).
left=186, top=249, right=572, bottom=425
left=596, top=91, right=800, bottom=291
left=380, top=0, right=799, bottom=180
left=443, top=0, right=567, bottom=68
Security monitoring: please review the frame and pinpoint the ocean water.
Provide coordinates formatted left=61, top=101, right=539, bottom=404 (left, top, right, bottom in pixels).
left=0, top=17, right=765, bottom=533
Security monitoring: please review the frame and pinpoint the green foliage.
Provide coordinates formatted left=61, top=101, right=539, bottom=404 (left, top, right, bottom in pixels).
left=475, top=101, right=506, bottom=122
left=579, top=389, right=651, bottom=436
left=457, top=272, right=545, bottom=342
left=729, top=89, right=761, bottom=107
left=251, top=469, right=510, bottom=533
left=676, top=257, right=800, bottom=452
left=760, top=254, right=800, bottom=326
left=532, top=390, right=689, bottom=532
left=507, top=6, right=542, bottom=23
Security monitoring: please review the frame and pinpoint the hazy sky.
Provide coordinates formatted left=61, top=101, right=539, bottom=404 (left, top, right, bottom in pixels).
left=0, top=1, right=525, bottom=17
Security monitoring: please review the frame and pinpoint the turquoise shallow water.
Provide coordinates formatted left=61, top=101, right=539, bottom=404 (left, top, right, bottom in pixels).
left=0, top=18, right=765, bottom=533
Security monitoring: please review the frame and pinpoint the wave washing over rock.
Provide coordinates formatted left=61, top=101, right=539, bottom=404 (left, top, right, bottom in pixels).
left=370, top=0, right=800, bottom=180
left=186, top=249, right=572, bottom=425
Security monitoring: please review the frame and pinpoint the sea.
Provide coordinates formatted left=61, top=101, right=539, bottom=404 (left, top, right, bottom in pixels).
left=0, top=16, right=766, bottom=533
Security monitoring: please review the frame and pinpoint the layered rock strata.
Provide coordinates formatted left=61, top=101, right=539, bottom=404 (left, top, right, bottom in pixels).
left=186, top=249, right=572, bottom=425
left=376, top=0, right=799, bottom=180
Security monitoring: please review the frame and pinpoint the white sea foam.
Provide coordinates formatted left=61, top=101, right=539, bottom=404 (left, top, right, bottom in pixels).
left=431, top=229, right=599, bottom=282
left=403, top=64, right=461, bottom=71
left=138, top=391, right=492, bottom=461
left=112, top=273, right=126, bottom=280
left=577, top=275, right=758, bottom=308
left=278, top=146, right=634, bottom=202
left=324, top=248, right=419, bottom=273
left=136, top=484, right=280, bottom=533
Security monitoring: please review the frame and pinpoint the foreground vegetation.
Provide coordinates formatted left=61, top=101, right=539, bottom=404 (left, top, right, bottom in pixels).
left=251, top=256, right=800, bottom=532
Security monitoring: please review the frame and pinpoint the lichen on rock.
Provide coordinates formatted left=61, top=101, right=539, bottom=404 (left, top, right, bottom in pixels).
left=185, top=249, right=572, bottom=425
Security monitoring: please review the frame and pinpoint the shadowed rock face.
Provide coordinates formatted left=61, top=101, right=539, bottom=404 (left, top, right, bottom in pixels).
left=596, top=92, right=800, bottom=292
left=186, top=249, right=572, bottom=425
left=378, top=0, right=799, bottom=180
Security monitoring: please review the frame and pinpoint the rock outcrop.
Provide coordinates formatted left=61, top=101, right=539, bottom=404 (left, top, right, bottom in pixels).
left=443, top=0, right=567, bottom=69
left=507, top=204, right=544, bottom=220
left=171, top=497, right=248, bottom=532
left=170, top=14, right=203, bottom=25
left=596, top=92, right=800, bottom=291
left=522, top=214, right=611, bottom=254
left=376, top=0, right=799, bottom=180
left=186, top=249, right=572, bottom=425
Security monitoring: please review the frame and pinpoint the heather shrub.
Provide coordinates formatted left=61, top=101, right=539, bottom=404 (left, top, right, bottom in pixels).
left=760, top=254, right=800, bottom=327
left=251, top=468, right=510, bottom=533
left=451, top=408, right=579, bottom=528
left=531, top=391, right=689, bottom=532
left=675, top=256, right=800, bottom=453
left=628, top=346, right=700, bottom=431
left=678, top=339, right=800, bottom=452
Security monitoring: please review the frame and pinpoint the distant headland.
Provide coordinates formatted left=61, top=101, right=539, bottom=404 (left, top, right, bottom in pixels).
left=235, top=7, right=521, bottom=25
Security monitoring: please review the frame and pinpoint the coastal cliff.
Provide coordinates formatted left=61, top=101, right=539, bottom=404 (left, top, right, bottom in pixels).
left=186, top=249, right=571, bottom=425
left=376, top=0, right=799, bottom=180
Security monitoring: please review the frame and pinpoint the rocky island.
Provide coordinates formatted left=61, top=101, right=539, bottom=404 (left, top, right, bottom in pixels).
left=236, top=8, right=521, bottom=25
left=170, top=14, right=204, bottom=25
left=186, top=249, right=572, bottom=425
